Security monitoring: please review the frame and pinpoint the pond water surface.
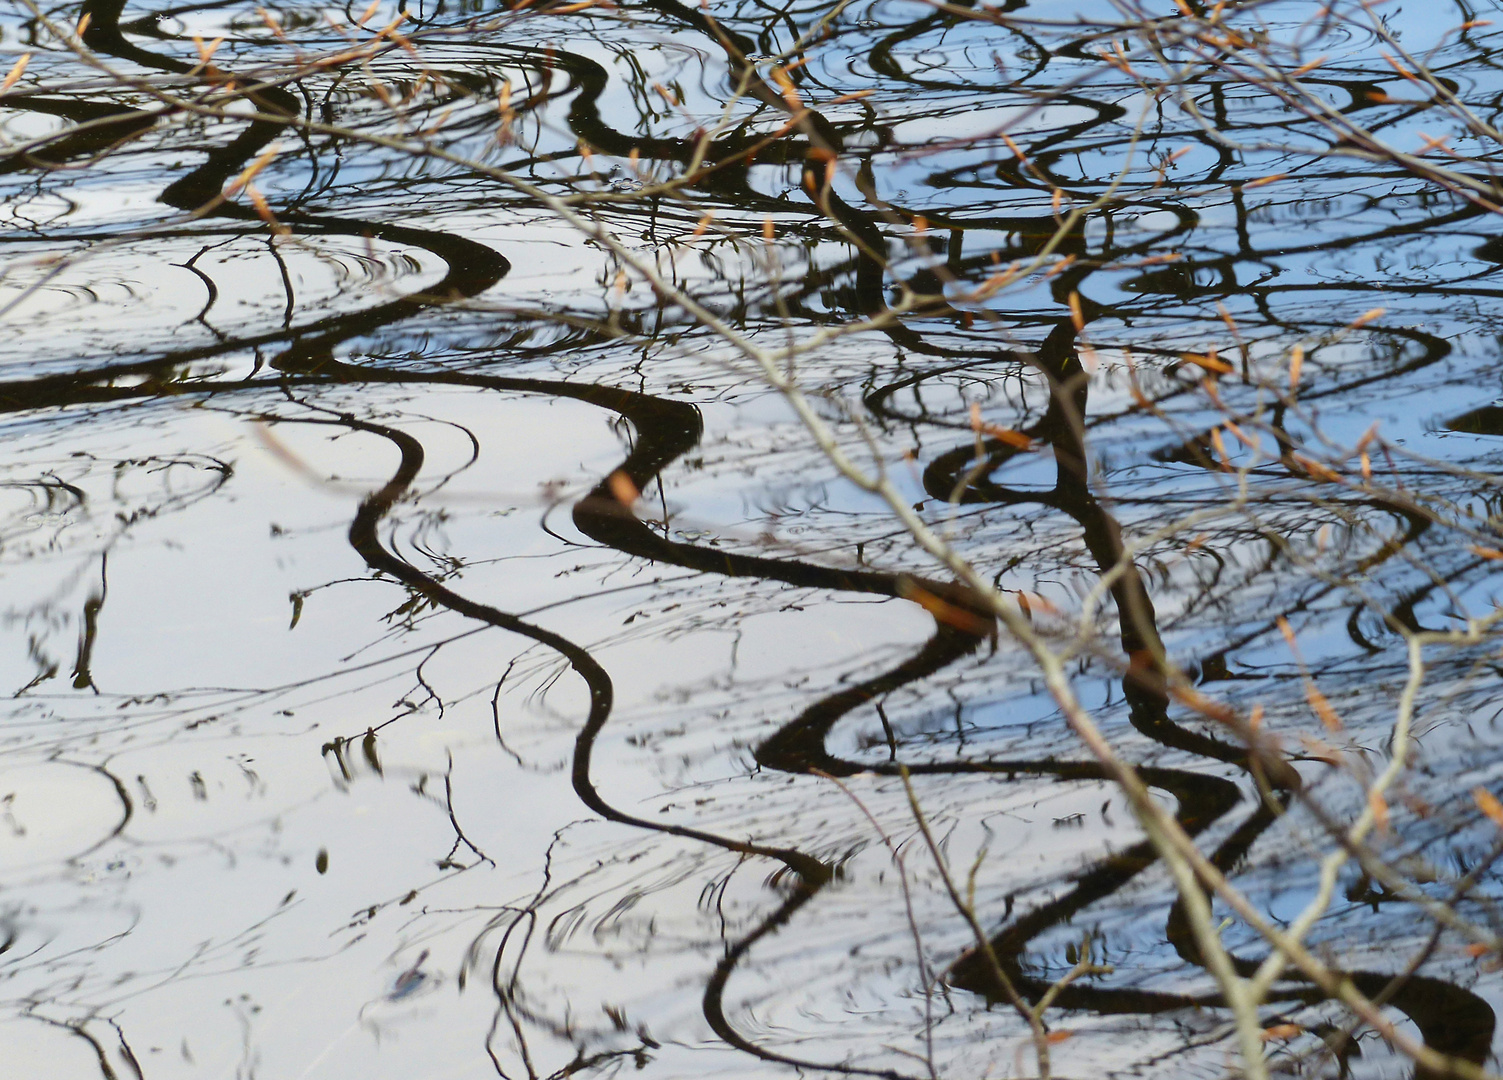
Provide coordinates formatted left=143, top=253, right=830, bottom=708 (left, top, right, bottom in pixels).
left=7, top=1, right=1503, bottom=1077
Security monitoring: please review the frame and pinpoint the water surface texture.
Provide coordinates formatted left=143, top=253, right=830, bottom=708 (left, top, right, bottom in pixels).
left=7, top=0, right=1503, bottom=1077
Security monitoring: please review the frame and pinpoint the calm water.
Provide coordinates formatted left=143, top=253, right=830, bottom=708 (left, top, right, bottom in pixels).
left=6, top=0, right=1503, bottom=1076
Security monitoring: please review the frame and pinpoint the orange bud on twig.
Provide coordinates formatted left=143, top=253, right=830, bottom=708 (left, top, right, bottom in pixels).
left=897, top=579, right=994, bottom=636
left=1474, top=787, right=1503, bottom=827
left=1168, top=684, right=1236, bottom=725
left=1381, top=52, right=1418, bottom=81
left=969, top=403, right=1035, bottom=449
left=0, top=53, right=31, bottom=95
left=1368, top=788, right=1390, bottom=832
left=1042, top=254, right=1076, bottom=279
left=607, top=470, right=639, bottom=506
left=225, top=144, right=280, bottom=197
left=1262, top=1024, right=1303, bottom=1041
left=1291, top=453, right=1340, bottom=482
left=1000, top=133, right=1028, bottom=166
left=258, top=7, right=287, bottom=38
left=1280, top=616, right=1344, bottom=731
left=1210, top=427, right=1232, bottom=471
left=1183, top=350, right=1232, bottom=375
left=193, top=34, right=226, bottom=65
left=771, top=66, right=801, bottom=107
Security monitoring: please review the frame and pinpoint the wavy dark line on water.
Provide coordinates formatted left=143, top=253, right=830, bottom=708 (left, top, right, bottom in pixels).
left=3, top=326, right=1489, bottom=1069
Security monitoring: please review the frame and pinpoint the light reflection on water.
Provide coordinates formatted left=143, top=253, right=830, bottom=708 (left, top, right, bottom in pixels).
left=6, top=0, right=1503, bottom=1076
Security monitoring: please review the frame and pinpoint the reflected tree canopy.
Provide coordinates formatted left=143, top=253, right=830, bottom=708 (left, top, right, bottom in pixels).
left=5, top=0, right=1503, bottom=1078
